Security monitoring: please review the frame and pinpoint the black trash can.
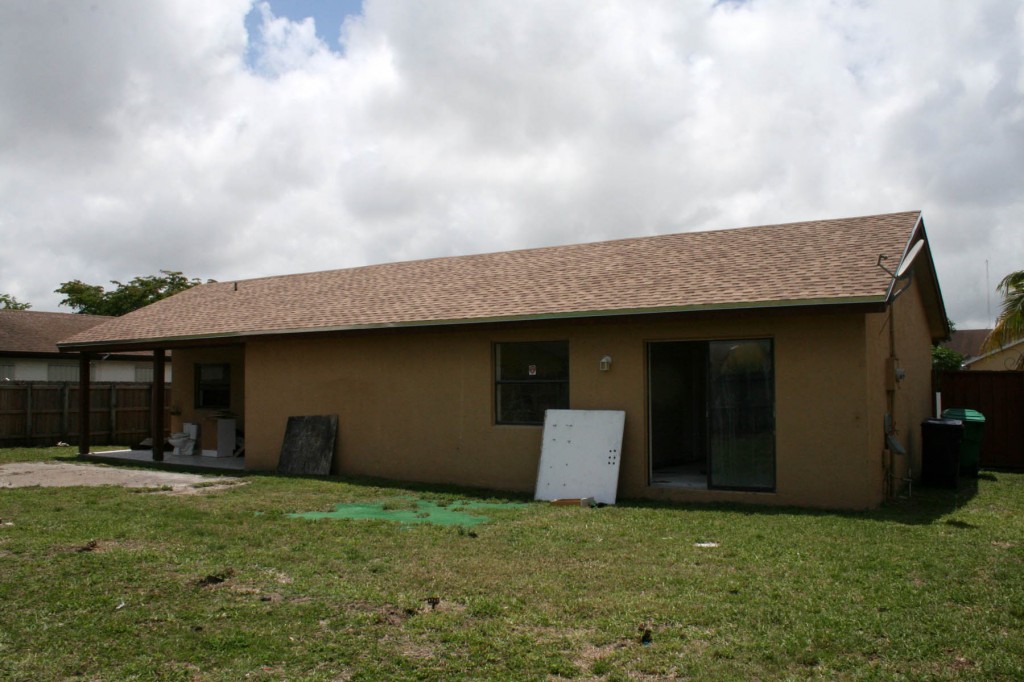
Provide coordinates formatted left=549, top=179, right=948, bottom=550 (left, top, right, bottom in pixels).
left=921, top=419, right=964, bottom=488
left=941, top=408, right=986, bottom=478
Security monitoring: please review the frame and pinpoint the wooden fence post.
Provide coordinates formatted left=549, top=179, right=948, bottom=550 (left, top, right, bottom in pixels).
left=60, top=383, right=69, bottom=442
left=109, top=384, right=117, bottom=442
left=78, top=354, right=91, bottom=455
left=25, top=384, right=33, bottom=441
left=151, top=350, right=165, bottom=461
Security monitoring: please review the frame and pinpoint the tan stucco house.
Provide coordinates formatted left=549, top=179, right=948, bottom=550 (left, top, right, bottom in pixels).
left=59, top=211, right=948, bottom=509
left=964, top=339, right=1024, bottom=371
left=942, top=328, right=1024, bottom=371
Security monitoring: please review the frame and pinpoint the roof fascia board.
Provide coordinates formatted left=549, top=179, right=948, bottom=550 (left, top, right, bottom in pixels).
left=912, top=219, right=952, bottom=340
left=0, top=351, right=72, bottom=359
left=0, top=350, right=151, bottom=360
left=963, top=337, right=1024, bottom=366
left=58, top=295, right=887, bottom=352
left=885, top=213, right=924, bottom=302
left=884, top=214, right=951, bottom=341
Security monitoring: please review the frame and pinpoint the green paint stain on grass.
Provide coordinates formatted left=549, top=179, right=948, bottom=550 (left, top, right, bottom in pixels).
left=289, top=497, right=527, bottom=526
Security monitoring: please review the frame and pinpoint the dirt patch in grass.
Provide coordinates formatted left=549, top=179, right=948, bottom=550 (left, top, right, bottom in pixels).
left=0, top=461, right=244, bottom=495
left=343, top=598, right=464, bottom=625
left=573, top=641, right=627, bottom=668
left=395, top=636, right=437, bottom=660
left=195, top=568, right=235, bottom=587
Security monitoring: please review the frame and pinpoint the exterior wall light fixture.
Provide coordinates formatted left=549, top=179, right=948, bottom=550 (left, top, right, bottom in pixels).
left=599, top=355, right=612, bottom=372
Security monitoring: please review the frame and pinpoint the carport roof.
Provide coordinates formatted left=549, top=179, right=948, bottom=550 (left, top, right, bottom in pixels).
left=59, top=211, right=947, bottom=350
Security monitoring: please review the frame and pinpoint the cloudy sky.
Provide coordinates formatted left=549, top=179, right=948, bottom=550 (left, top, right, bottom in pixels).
left=1, top=0, right=1021, bottom=328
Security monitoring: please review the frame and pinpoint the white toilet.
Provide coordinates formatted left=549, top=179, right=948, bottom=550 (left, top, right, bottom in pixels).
left=168, top=422, right=199, bottom=456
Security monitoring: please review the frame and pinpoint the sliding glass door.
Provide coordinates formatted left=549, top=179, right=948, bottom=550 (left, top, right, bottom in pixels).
left=707, top=340, right=775, bottom=490
left=649, top=339, right=775, bottom=491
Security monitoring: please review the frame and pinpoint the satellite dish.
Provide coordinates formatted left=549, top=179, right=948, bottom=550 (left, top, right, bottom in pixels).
left=896, top=240, right=925, bottom=278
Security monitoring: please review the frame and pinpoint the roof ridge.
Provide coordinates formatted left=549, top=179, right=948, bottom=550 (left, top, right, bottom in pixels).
left=219, top=210, right=923, bottom=286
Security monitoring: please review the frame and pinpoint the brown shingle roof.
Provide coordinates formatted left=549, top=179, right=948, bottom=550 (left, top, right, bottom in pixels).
left=61, top=211, right=926, bottom=348
left=942, top=329, right=992, bottom=359
left=0, top=310, right=114, bottom=355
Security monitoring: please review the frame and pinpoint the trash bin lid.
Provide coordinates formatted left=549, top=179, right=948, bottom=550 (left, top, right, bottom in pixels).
left=922, top=418, right=963, bottom=427
left=941, top=408, right=985, bottom=423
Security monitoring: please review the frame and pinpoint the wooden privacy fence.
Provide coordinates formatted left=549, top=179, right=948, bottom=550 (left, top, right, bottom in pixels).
left=935, top=370, right=1024, bottom=471
left=0, top=381, right=172, bottom=447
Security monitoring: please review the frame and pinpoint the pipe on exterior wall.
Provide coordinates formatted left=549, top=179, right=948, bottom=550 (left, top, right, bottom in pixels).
left=885, top=302, right=898, bottom=500
left=882, top=448, right=892, bottom=497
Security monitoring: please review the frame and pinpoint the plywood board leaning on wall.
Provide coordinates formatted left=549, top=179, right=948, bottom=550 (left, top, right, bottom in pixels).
left=277, top=415, right=338, bottom=476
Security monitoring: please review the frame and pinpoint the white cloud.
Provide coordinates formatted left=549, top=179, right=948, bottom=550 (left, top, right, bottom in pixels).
left=0, top=0, right=1021, bottom=329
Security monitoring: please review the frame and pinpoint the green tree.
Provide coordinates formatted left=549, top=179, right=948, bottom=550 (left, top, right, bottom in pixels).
left=56, top=270, right=211, bottom=316
left=0, top=293, right=31, bottom=310
left=983, top=270, right=1024, bottom=369
left=932, top=345, right=964, bottom=372
left=931, top=318, right=961, bottom=372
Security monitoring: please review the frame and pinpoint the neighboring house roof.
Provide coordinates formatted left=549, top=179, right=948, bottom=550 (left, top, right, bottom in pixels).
left=943, top=329, right=992, bottom=360
left=963, top=337, right=1024, bottom=369
left=0, top=309, right=152, bottom=359
left=0, top=310, right=114, bottom=356
left=60, top=211, right=948, bottom=350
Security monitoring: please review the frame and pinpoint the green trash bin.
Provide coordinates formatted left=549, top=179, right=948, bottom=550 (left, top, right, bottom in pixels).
left=941, top=408, right=986, bottom=477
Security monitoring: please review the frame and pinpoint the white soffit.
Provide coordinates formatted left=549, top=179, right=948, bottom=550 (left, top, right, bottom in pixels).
left=535, top=409, right=626, bottom=505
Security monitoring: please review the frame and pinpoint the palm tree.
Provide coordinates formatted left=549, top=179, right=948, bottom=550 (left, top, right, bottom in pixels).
left=983, top=270, right=1024, bottom=369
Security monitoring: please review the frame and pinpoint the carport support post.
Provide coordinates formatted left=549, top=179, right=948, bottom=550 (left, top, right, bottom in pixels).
left=151, top=349, right=166, bottom=461
left=78, top=353, right=91, bottom=455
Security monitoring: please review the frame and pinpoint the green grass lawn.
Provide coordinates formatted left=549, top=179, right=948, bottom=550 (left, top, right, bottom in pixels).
left=1, top=447, right=1022, bottom=681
